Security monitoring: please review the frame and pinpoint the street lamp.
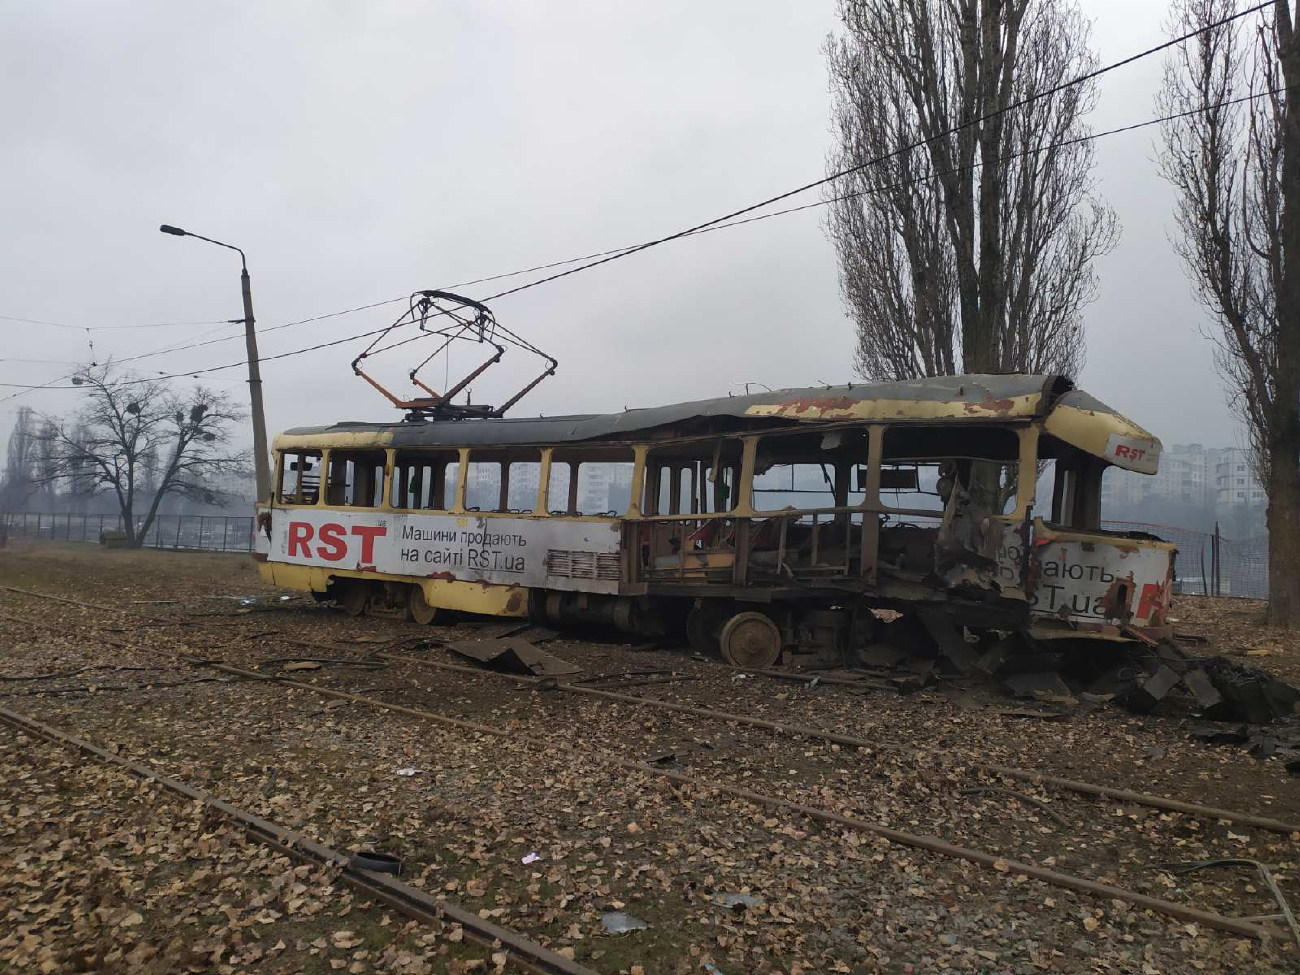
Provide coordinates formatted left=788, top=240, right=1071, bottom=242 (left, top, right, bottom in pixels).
left=159, top=224, right=271, bottom=505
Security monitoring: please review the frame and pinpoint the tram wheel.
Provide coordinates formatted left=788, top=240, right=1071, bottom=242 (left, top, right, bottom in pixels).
left=719, top=611, right=782, bottom=669
left=686, top=605, right=722, bottom=656
left=406, top=585, right=439, bottom=625
left=336, top=580, right=367, bottom=617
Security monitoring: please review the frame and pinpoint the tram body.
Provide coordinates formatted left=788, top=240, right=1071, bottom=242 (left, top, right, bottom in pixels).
left=254, top=375, right=1175, bottom=667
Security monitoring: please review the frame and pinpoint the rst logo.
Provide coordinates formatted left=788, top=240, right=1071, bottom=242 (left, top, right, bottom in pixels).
left=1104, top=434, right=1159, bottom=474
left=286, top=521, right=387, bottom=566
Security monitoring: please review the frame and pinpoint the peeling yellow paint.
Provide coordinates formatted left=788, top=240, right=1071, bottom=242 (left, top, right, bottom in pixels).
left=743, top=393, right=1043, bottom=422
left=273, top=430, right=397, bottom=451
left=1043, top=404, right=1159, bottom=466
left=257, top=562, right=529, bottom=617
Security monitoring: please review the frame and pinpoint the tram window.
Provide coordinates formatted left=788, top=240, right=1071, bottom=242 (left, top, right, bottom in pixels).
left=278, top=450, right=321, bottom=505
left=325, top=450, right=386, bottom=507
left=644, top=439, right=742, bottom=515
left=464, top=460, right=500, bottom=512
left=390, top=451, right=459, bottom=511
left=641, top=464, right=694, bottom=516
left=464, top=449, right=542, bottom=513
left=547, top=453, right=635, bottom=515
left=1047, top=451, right=1102, bottom=529
left=753, top=463, right=844, bottom=512
left=880, top=426, right=1019, bottom=515
left=752, top=429, right=868, bottom=514
left=506, top=461, right=541, bottom=513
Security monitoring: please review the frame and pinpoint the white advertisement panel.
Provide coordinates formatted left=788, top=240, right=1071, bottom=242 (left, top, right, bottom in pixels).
left=997, top=528, right=1173, bottom=626
left=265, top=507, right=622, bottom=593
left=1028, top=538, right=1171, bottom=625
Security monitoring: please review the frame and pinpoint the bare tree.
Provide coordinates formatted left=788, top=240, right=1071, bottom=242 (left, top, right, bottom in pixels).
left=32, top=419, right=60, bottom=510
left=825, top=0, right=1119, bottom=382
left=1, top=406, right=38, bottom=513
left=38, top=366, right=251, bottom=547
left=1157, top=0, right=1300, bottom=624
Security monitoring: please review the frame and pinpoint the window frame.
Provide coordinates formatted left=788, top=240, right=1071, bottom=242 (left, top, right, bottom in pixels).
left=389, top=448, right=461, bottom=512
left=322, top=447, right=389, bottom=510
left=276, top=449, right=324, bottom=507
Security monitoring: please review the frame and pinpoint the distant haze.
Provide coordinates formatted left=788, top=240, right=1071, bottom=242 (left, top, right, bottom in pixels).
left=0, top=0, right=1242, bottom=463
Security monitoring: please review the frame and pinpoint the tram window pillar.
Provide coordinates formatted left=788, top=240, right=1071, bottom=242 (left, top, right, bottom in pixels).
left=325, top=453, right=348, bottom=505
left=498, top=461, right=511, bottom=512
left=430, top=461, right=444, bottom=509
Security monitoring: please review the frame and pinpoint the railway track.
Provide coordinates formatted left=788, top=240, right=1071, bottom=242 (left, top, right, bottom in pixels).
left=0, top=703, right=598, bottom=975
left=2, top=585, right=1297, bottom=951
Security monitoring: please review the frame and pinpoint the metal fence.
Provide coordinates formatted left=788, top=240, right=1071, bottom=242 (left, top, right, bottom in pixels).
left=1103, top=520, right=1267, bottom=600
left=0, top=511, right=255, bottom=553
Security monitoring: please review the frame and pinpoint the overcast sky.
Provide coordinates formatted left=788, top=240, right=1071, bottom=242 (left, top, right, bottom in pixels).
left=0, top=0, right=1243, bottom=468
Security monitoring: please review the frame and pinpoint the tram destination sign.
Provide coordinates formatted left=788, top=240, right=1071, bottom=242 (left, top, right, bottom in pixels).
left=266, top=508, right=622, bottom=593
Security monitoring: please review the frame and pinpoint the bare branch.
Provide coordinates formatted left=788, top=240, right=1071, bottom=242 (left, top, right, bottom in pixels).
left=824, top=0, right=1116, bottom=384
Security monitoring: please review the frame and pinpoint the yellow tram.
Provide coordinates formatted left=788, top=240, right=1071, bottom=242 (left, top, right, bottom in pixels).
left=254, top=374, right=1175, bottom=669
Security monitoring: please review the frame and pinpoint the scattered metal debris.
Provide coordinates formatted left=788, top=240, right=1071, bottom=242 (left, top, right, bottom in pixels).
left=600, top=911, right=649, bottom=934
left=1002, top=672, right=1075, bottom=704
left=348, top=850, right=403, bottom=876
left=447, top=637, right=581, bottom=677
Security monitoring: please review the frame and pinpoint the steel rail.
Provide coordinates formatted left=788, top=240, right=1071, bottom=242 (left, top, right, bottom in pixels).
left=4, top=593, right=1297, bottom=836
left=0, top=597, right=1289, bottom=936
left=3, top=593, right=1297, bottom=835
left=376, top=652, right=1300, bottom=836
left=187, top=659, right=1270, bottom=938
left=0, top=704, right=598, bottom=975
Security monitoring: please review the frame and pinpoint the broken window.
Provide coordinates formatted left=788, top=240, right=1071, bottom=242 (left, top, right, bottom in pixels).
left=879, top=426, right=1020, bottom=515
left=390, top=451, right=459, bottom=511
left=876, top=426, right=1022, bottom=581
left=325, top=450, right=387, bottom=507
left=1037, top=436, right=1105, bottom=529
left=464, top=449, right=542, bottom=513
left=643, top=439, right=743, bottom=516
left=751, top=428, right=867, bottom=514
left=277, top=450, right=322, bottom=506
left=645, top=462, right=694, bottom=516
left=546, top=450, right=636, bottom=516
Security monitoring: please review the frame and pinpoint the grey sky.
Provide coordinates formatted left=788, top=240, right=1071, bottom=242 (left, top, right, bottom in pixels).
left=0, top=0, right=1240, bottom=463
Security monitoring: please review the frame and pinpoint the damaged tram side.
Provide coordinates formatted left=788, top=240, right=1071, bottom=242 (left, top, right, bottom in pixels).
left=254, top=374, right=1175, bottom=669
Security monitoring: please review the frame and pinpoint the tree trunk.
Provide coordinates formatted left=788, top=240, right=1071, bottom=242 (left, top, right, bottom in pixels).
left=1272, top=2, right=1300, bottom=624
left=1265, top=455, right=1300, bottom=622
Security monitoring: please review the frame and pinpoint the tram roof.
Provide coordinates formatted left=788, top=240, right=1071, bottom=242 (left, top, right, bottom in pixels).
left=277, top=374, right=1161, bottom=473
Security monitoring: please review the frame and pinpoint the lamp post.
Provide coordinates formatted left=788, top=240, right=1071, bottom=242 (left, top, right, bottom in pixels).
left=159, top=224, right=271, bottom=504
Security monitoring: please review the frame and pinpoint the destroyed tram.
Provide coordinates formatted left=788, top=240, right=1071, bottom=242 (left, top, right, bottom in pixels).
left=255, top=373, right=1175, bottom=669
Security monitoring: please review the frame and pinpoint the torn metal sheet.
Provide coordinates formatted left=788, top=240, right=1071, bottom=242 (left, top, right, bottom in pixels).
left=600, top=911, right=649, bottom=934
left=448, top=637, right=581, bottom=677
left=1003, top=671, right=1075, bottom=703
